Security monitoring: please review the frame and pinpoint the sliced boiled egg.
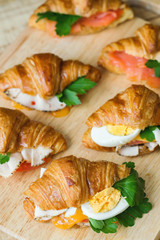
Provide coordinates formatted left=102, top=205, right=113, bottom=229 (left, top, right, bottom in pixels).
left=81, top=197, right=129, bottom=220
left=91, top=126, right=141, bottom=147
left=0, top=153, right=22, bottom=178
left=5, top=88, right=66, bottom=111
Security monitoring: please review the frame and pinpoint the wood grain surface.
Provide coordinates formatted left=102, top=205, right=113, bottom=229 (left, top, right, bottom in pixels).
left=0, top=0, right=160, bottom=239
left=0, top=0, right=160, bottom=55
left=0, top=17, right=160, bottom=240
left=126, top=0, right=160, bottom=14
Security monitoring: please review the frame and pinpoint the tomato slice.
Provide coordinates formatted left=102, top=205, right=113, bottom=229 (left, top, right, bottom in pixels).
left=16, top=157, right=52, bottom=172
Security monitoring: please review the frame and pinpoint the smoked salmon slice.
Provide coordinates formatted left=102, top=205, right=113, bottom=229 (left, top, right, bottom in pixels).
left=108, top=51, right=160, bottom=88
left=46, top=9, right=123, bottom=37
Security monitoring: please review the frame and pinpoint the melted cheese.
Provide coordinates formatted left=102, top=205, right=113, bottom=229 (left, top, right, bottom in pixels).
left=21, top=146, right=52, bottom=166
left=5, top=88, right=66, bottom=111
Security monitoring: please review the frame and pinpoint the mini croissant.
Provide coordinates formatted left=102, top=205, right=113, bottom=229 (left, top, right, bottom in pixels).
left=29, top=0, right=133, bottom=37
left=24, top=155, right=130, bottom=226
left=0, top=108, right=67, bottom=177
left=0, top=53, right=101, bottom=115
left=98, top=24, right=160, bottom=88
left=83, top=85, right=160, bottom=156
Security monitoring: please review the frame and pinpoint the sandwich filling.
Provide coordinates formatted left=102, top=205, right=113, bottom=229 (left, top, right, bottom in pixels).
left=108, top=51, right=160, bottom=88
left=31, top=163, right=152, bottom=232
left=91, top=124, right=160, bottom=156
left=4, top=76, right=96, bottom=114
left=5, top=88, right=66, bottom=112
left=35, top=8, right=125, bottom=37
left=0, top=146, right=52, bottom=177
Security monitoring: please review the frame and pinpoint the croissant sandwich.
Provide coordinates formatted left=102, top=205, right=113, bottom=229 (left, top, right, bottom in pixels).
left=0, top=108, right=67, bottom=177
left=83, top=85, right=160, bottom=157
left=0, top=53, right=101, bottom=117
left=23, top=155, right=152, bottom=233
left=29, top=0, right=134, bottom=37
left=98, top=24, right=160, bottom=88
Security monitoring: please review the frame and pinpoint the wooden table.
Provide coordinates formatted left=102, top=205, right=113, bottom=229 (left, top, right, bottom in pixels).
left=0, top=1, right=160, bottom=240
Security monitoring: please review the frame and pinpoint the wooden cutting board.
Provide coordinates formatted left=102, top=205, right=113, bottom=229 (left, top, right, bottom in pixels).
left=0, top=18, right=160, bottom=240
left=126, top=0, right=160, bottom=14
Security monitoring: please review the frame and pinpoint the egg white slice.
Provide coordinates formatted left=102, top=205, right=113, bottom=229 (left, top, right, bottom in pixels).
left=91, top=126, right=141, bottom=147
left=5, top=88, right=66, bottom=111
left=81, top=197, right=129, bottom=220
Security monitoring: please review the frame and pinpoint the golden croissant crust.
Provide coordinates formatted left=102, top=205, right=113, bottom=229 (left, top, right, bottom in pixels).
left=29, top=0, right=133, bottom=35
left=0, top=53, right=101, bottom=100
left=98, top=24, right=160, bottom=69
left=85, top=85, right=160, bottom=130
left=82, top=85, right=160, bottom=153
left=0, top=107, right=67, bottom=154
left=24, top=155, right=130, bottom=219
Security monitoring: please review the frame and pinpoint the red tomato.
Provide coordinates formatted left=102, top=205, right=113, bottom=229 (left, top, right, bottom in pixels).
left=16, top=157, right=52, bottom=172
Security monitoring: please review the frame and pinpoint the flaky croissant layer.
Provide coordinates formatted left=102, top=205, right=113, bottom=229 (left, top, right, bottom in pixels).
left=0, top=53, right=101, bottom=100
left=0, top=108, right=67, bottom=176
left=24, top=155, right=130, bottom=219
left=29, top=0, right=133, bottom=35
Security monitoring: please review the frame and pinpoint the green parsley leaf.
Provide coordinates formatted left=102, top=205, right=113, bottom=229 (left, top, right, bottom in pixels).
left=36, top=12, right=82, bottom=36
left=57, top=89, right=81, bottom=106
left=67, top=77, right=96, bottom=94
left=89, top=217, right=118, bottom=234
left=117, top=198, right=152, bottom=227
left=140, top=126, right=160, bottom=141
left=123, top=161, right=135, bottom=169
left=0, top=153, right=11, bottom=164
left=89, top=219, right=104, bottom=230
left=102, top=218, right=118, bottom=233
left=145, top=59, right=160, bottom=78
left=113, top=168, right=145, bottom=206
left=57, top=76, right=97, bottom=106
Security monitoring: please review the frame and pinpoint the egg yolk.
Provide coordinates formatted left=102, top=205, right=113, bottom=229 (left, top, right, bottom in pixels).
left=52, top=208, right=88, bottom=229
left=106, top=124, right=135, bottom=136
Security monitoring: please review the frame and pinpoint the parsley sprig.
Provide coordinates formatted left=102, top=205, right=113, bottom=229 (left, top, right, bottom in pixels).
left=140, top=126, right=160, bottom=142
left=0, top=153, right=11, bottom=164
left=36, top=12, right=82, bottom=36
left=89, top=162, right=152, bottom=234
left=145, top=60, right=160, bottom=78
left=57, top=76, right=96, bottom=106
